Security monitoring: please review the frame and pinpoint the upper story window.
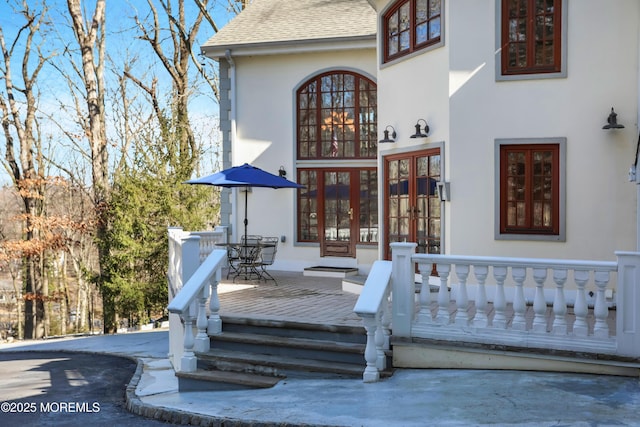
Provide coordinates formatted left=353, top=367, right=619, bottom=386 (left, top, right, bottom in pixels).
left=297, top=71, right=377, bottom=160
left=500, top=0, right=563, bottom=76
left=384, top=0, right=442, bottom=63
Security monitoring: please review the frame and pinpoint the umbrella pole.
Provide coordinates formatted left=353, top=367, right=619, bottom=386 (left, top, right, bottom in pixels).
left=243, top=187, right=249, bottom=244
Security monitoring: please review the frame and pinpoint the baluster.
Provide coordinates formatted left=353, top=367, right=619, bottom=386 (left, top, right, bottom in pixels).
left=455, top=264, right=470, bottom=326
left=361, top=315, right=379, bottom=383
left=573, top=270, right=589, bottom=336
left=417, top=264, right=433, bottom=323
left=374, top=309, right=386, bottom=371
left=472, top=265, right=489, bottom=328
left=380, top=287, right=392, bottom=350
left=492, top=266, right=508, bottom=328
left=511, top=267, right=527, bottom=331
left=436, top=263, right=451, bottom=324
left=552, top=269, right=568, bottom=335
left=208, top=269, right=222, bottom=335
left=532, top=268, right=548, bottom=333
left=194, top=286, right=210, bottom=352
left=180, top=310, right=197, bottom=372
left=593, top=270, right=611, bottom=338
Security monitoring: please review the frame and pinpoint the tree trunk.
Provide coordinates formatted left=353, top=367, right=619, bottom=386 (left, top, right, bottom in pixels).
left=66, top=0, right=113, bottom=333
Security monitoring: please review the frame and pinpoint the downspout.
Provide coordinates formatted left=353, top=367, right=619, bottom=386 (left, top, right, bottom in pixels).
left=225, top=49, right=237, bottom=163
left=636, top=12, right=640, bottom=252
left=225, top=49, right=238, bottom=241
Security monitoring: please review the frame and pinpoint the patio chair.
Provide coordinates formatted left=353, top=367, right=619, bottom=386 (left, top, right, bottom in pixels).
left=232, top=235, right=263, bottom=281
left=257, top=236, right=279, bottom=284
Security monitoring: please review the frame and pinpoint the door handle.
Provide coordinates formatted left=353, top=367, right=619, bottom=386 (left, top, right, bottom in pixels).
left=348, top=207, right=354, bottom=220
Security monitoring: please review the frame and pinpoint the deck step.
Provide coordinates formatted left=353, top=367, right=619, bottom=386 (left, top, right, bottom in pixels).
left=198, top=348, right=365, bottom=378
left=303, top=266, right=359, bottom=278
left=214, top=331, right=365, bottom=354
left=176, top=368, right=282, bottom=392
left=176, top=315, right=380, bottom=391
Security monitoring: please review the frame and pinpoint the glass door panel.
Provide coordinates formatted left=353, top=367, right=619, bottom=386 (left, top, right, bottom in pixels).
left=385, top=149, right=441, bottom=260
left=322, top=170, right=355, bottom=257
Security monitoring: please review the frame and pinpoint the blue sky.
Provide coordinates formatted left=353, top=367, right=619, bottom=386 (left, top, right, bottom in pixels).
left=0, top=0, right=236, bottom=185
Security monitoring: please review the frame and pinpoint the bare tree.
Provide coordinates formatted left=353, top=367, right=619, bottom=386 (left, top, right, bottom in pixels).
left=0, top=1, right=56, bottom=339
left=64, top=0, right=118, bottom=332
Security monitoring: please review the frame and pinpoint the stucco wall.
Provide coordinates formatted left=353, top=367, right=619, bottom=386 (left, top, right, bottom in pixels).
left=229, top=49, right=378, bottom=271
left=377, top=0, right=640, bottom=261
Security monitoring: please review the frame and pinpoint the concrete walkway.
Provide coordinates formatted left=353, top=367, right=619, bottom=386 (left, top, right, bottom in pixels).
left=1, top=272, right=640, bottom=426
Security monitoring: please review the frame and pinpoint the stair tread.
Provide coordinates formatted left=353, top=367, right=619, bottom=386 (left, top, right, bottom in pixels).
left=199, top=348, right=365, bottom=375
left=176, top=369, right=282, bottom=388
left=216, top=331, right=365, bottom=353
left=220, top=315, right=365, bottom=335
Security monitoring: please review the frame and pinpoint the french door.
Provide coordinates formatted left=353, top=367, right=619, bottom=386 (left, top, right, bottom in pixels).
left=322, top=170, right=356, bottom=257
left=384, top=149, right=441, bottom=260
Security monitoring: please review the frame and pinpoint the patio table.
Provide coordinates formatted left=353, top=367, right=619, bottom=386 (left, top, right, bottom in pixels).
left=216, top=242, right=275, bottom=282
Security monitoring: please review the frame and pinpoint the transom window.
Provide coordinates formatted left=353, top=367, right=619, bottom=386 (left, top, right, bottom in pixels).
left=499, top=143, right=559, bottom=235
left=501, top=0, right=562, bottom=76
left=297, top=71, right=377, bottom=160
left=384, top=0, right=442, bottom=63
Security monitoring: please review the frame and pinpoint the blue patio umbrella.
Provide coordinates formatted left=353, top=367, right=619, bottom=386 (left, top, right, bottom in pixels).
left=186, top=163, right=304, bottom=240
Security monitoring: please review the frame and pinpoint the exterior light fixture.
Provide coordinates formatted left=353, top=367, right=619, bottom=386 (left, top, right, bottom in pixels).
left=278, top=166, right=286, bottom=178
left=410, top=119, right=430, bottom=138
left=379, top=125, right=397, bottom=143
left=603, top=107, right=624, bottom=129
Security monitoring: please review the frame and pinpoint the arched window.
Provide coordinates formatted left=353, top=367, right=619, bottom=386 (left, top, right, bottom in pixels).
left=297, top=71, right=377, bottom=159
left=296, top=71, right=378, bottom=254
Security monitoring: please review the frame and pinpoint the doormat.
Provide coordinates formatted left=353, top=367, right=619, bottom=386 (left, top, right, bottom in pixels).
left=303, top=266, right=359, bottom=278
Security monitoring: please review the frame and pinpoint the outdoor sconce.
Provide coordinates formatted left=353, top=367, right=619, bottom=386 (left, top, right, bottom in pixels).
left=436, top=182, right=450, bottom=202
left=278, top=166, right=286, bottom=178
left=379, top=125, right=397, bottom=143
left=602, top=107, right=624, bottom=129
left=410, top=119, right=430, bottom=138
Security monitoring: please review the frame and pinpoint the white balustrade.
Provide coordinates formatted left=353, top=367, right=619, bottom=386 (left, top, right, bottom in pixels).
left=167, top=228, right=227, bottom=373
left=388, top=243, right=640, bottom=362
left=354, top=260, right=393, bottom=382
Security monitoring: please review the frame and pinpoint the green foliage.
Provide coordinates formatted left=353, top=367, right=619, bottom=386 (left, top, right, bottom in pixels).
left=102, top=153, right=218, bottom=326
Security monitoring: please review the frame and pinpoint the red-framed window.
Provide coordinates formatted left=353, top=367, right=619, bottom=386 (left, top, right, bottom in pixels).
left=297, top=71, right=377, bottom=160
left=499, top=144, right=559, bottom=235
left=501, top=0, right=562, bottom=76
left=384, top=0, right=442, bottom=63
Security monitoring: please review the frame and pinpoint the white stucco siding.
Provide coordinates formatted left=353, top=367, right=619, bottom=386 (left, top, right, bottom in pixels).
left=378, top=0, right=639, bottom=261
left=449, top=0, right=639, bottom=261
left=230, top=49, right=378, bottom=271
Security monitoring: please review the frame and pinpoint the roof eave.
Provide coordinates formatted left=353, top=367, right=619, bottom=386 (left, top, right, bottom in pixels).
left=201, top=34, right=376, bottom=59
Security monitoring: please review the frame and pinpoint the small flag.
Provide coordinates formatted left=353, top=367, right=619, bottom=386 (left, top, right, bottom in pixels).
left=331, top=129, right=338, bottom=157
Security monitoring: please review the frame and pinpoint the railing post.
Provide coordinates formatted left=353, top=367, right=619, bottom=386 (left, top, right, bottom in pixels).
left=454, top=264, right=470, bottom=326
left=436, top=264, right=451, bottom=324
left=361, top=315, right=379, bottom=383
left=391, top=242, right=417, bottom=337
left=573, top=269, right=589, bottom=336
left=194, top=285, right=210, bottom=353
left=208, top=269, right=222, bottom=335
left=179, top=235, right=201, bottom=372
left=472, top=266, right=489, bottom=328
left=615, top=252, right=640, bottom=356
left=552, top=269, right=568, bottom=335
left=532, top=268, right=548, bottom=333
left=511, top=267, right=527, bottom=331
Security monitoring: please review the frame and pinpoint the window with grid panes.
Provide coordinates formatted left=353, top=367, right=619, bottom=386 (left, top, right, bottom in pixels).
left=384, top=0, right=442, bottom=63
left=501, top=0, right=562, bottom=75
left=297, top=71, right=377, bottom=160
left=499, top=144, right=559, bottom=235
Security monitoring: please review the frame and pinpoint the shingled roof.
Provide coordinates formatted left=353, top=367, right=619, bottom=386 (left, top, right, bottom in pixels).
left=202, top=0, right=377, bottom=56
